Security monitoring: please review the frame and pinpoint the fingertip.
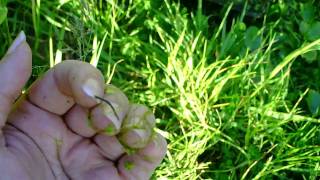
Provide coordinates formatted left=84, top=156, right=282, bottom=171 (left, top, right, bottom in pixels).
left=82, top=78, right=104, bottom=102
left=119, top=104, right=156, bottom=149
left=76, top=76, right=104, bottom=107
left=0, top=37, right=32, bottom=98
left=2, top=40, right=32, bottom=77
left=27, top=60, right=104, bottom=115
left=138, top=133, right=167, bottom=164
left=118, top=155, right=151, bottom=180
left=53, top=60, right=105, bottom=108
left=117, top=134, right=167, bottom=179
left=6, top=31, right=26, bottom=55
left=69, top=64, right=104, bottom=107
left=14, top=41, right=32, bottom=74
left=90, top=86, right=129, bottom=135
left=118, top=129, right=152, bottom=149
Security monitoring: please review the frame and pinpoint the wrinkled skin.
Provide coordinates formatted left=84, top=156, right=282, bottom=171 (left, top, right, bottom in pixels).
left=0, top=32, right=167, bottom=180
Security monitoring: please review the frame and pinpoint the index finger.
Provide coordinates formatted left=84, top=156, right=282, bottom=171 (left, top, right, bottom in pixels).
left=27, top=60, right=104, bottom=115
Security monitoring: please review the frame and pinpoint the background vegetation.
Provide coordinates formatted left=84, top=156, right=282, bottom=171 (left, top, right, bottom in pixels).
left=1, top=0, right=320, bottom=179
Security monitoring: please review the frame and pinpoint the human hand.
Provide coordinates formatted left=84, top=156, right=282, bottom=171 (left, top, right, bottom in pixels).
left=0, top=32, right=167, bottom=180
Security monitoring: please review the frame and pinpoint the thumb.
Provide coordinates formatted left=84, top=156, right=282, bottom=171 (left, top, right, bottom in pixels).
left=0, top=31, right=32, bottom=140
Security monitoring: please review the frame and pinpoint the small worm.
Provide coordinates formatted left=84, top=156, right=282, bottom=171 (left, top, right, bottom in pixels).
left=94, top=95, right=120, bottom=121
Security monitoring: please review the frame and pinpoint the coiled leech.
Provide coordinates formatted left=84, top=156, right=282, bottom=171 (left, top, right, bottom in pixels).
left=94, top=95, right=120, bottom=121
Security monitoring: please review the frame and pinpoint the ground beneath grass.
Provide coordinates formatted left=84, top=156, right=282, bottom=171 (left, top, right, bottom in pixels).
left=1, top=0, right=320, bottom=179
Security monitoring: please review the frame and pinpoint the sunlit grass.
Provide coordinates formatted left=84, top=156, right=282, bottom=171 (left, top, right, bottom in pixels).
left=1, top=0, right=320, bottom=179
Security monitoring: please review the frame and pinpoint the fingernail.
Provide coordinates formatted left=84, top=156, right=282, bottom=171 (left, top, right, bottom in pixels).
left=82, top=78, right=101, bottom=100
left=120, top=129, right=150, bottom=149
left=105, top=84, right=118, bottom=94
left=102, top=102, right=121, bottom=130
left=7, top=31, right=26, bottom=55
left=145, top=111, right=156, bottom=127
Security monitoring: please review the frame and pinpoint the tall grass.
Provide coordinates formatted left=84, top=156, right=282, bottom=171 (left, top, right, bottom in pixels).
left=1, top=0, right=320, bottom=179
